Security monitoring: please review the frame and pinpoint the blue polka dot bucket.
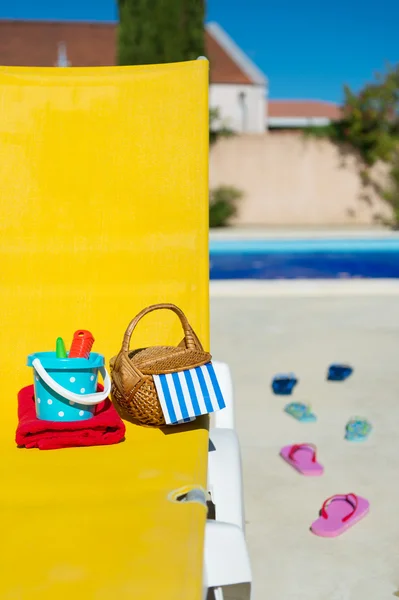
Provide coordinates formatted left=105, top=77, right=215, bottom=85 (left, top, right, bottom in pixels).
left=27, top=352, right=111, bottom=422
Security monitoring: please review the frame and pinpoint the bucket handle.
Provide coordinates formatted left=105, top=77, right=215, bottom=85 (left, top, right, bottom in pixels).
left=32, top=358, right=111, bottom=406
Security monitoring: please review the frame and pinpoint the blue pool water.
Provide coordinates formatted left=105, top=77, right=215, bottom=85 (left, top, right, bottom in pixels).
left=210, top=238, right=399, bottom=280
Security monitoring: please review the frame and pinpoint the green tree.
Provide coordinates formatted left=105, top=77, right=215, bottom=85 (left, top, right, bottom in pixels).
left=309, top=64, right=399, bottom=225
left=117, top=0, right=205, bottom=66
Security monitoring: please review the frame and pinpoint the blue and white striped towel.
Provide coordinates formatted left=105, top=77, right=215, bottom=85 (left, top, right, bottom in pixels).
left=153, top=362, right=226, bottom=425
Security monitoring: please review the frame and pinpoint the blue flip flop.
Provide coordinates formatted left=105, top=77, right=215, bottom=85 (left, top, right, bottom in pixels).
left=327, top=363, right=353, bottom=381
left=284, top=402, right=316, bottom=422
left=271, top=373, right=298, bottom=395
left=345, top=417, right=372, bottom=441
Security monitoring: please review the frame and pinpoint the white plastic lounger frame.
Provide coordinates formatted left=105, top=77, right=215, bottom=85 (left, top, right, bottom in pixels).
left=212, top=361, right=235, bottom=430
left=204, top=361, right=252, bottom=600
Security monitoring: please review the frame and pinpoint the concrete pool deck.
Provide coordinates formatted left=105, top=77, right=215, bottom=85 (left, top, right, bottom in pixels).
left=211, top=287, right=399, bottom=600
left=211, top=279, right=399, bottom=298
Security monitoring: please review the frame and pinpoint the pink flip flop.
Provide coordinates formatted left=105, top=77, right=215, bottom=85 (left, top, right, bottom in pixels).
left=311, top=493, right=370, bottom=537
left=280, top=443, right=324, bottom=476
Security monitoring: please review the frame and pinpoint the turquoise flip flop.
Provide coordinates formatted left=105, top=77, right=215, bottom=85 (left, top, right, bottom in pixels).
left=284, top=402, right=316, bottom=422
left=345, top=417, right=372, bottom=441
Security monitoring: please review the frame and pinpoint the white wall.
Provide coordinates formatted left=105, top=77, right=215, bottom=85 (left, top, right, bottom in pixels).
left=210, top=83, right=266, bottom=134
left=210, top=134, right=392, bottom=225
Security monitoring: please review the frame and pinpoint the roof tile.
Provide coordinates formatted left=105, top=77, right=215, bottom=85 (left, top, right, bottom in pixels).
left=205, top=30, right=252, bottom=85
left=0, top=20, right=253, bottom=84
left=0, top=21, right=116, bottom=67
left=268, top=100, right=341, bottom=120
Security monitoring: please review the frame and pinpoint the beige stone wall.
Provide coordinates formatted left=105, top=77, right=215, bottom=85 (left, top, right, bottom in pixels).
left=209, top=133, right=392, bottom=225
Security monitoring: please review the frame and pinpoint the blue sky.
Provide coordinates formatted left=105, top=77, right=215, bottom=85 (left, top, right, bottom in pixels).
left=0, top=0, right=397, bottom=102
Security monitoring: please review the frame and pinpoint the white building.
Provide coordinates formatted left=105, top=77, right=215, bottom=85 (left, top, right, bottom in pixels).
left=206, top=22, right=268, bottom=134
left=206, top=24, right=341, bottom=135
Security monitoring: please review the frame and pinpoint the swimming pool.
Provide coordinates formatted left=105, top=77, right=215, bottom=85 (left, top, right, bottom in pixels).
left=210, top=238, right=399, bottom=280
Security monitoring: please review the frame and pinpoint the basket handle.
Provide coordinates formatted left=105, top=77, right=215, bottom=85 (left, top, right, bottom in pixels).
left=122, top=303, right=203, bottom=354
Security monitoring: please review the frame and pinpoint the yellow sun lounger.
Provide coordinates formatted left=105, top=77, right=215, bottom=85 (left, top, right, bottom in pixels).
left=0, top=59, right=252, bottom=600
left=0, top=61, right=211, bottom=599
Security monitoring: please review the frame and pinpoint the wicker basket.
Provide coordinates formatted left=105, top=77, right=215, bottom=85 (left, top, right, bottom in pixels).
left=110, top=303, right=211, bottom=426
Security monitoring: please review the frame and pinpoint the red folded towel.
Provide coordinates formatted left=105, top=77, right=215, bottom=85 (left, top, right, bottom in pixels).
left=16, top=385, right=126, bottom=450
